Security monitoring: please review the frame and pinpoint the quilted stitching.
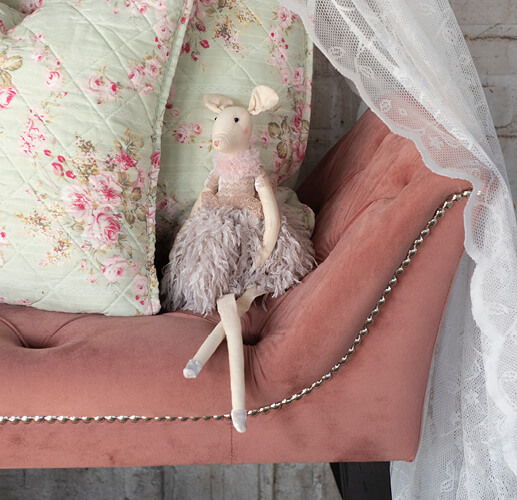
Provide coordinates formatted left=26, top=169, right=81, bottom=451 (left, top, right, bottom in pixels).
left=0, top=0, right=193, bottom=316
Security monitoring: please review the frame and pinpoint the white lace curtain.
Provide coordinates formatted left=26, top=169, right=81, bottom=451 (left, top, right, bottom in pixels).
left=280, top=0, right=517, bottom=498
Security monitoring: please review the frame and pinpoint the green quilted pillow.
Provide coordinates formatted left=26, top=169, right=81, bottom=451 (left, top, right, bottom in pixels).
left=154, top=0, right=314, bottom=266
left=0, top=0, right=193, bottom=316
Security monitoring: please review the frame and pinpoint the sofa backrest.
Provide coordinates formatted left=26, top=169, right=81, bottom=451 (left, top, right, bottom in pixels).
left=243, top=110, right=471, bottom=399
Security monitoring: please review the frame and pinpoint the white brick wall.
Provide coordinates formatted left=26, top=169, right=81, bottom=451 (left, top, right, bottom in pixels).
left=452, top=0, right=517, bottom=207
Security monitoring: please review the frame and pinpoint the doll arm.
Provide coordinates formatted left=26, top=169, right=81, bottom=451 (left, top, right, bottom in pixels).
left=191, top=171, right=219, bottom=214
left=255, top=173, right=280, bottom=267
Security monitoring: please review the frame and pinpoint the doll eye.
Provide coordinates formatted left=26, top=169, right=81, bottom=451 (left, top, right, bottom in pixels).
left=214, top=117, right=217, bottom=121
left=234, top=117, right=239, bottom=122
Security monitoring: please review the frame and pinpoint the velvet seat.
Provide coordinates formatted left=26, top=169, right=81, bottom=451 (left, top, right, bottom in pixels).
left=0, top=111, right=471, bottom=468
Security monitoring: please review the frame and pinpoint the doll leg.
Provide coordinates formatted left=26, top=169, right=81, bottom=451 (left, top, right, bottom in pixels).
left=183, top=288, right=265, bottom=378
left=217, top=293, right=247, bottom=433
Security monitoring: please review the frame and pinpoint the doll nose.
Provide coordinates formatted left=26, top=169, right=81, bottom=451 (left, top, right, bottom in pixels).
left=214, top=140, right=219, bottom=147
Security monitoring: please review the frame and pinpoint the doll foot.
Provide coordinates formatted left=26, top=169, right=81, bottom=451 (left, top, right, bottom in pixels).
left=231, top=409, right=247, bottom=433
left=183, top=359, right=202, bottom=379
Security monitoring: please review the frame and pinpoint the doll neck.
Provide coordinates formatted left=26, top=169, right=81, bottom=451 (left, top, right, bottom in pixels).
left=213, top=147, right=262, bottom=181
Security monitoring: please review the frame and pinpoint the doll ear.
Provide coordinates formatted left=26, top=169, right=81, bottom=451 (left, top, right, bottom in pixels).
left=247, top=85, right=279, bottom=115
left=204, top=94, right=234, bottom=113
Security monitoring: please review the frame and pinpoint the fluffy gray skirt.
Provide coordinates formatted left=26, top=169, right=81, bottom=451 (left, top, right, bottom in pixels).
left=160, top=204, right=315, bottom=315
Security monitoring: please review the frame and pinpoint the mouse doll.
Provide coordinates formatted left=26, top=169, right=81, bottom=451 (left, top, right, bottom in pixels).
left=161, top=85, right=315, bottom=432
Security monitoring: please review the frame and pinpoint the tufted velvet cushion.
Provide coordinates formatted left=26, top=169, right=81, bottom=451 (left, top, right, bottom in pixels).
left=0, top=111, right=471, bottom=467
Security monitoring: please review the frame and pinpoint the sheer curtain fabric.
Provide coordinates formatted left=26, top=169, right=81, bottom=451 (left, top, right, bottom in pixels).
left=280, top=0, right=517, bottom=498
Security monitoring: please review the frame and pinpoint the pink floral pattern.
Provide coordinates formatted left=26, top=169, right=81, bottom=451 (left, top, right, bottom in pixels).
left=0, top=0, right=194, bottom=315
left=0, top=47, right=23, bottom=108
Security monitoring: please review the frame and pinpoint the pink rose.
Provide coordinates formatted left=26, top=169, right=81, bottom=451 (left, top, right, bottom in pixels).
left=190, top=3, right=206, bottom=24
left=259, top=128, right=271, bottom=147
left=273, top=150, right=286, bottom=174
left=141, top=83, right=155, bottom=95
left=133, top=274, right=148, bottom=296
left=157, top=196, right=176, bottom=217
left=191, top=122, right=202, bottom=135
left=0, top=87, right=17, bottom=109
left=154, top=16, right=174, bottom=41
left=292, top=103, right=304, bottom=133
left=101, top=255, right=128, bottom=283
left=144, top=59, right=161, bottom=82
left=149, top=151, right=161, bottom=184
left=18, top=0, right=44, bottom=14
left=84, top=211, right=121, bottom=249
left=62, top=185, right=94, bottom=222
left=158, top=45, right=171, bottom=63
left=129, top=0, right=148, bottom=16
left=151, top=150, right=161, bottom=169
left=279, top=69, right=290, bottom=86
left=277, top=6, right=292, bottom=28
left=46, top=70, right=62, bottom=89
left=30, top=47, right=45, bottom=64
left=90, top=172, right=123, bottom=209
left=102, top=81, right=119, bottom=101
left=0, top=229, right=8, bottom=248
left=87, top=74, right=102, bottom=92
left=292, top=139, right=307, bottom=171
left=50, top=58, right=62, bottom=70
left=143, top=297, right=161, bottom=315
left=52, top=161, right=63, bottom=176
left=175, top=124, right=190, bottom=143
left=114, top=150, right=137, bottom=170
left=269, top=26, right=282, bottom=43
left=128, top=66, right=144, bottom=89
left=292, top=67, right=304, bottom=88
left=270, top=46, right=288, bottom=69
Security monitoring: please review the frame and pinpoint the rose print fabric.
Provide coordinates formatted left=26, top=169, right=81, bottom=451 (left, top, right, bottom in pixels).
left=0, top=0, right=193, bottom=316
left=154, top=0, right=314, bottom=265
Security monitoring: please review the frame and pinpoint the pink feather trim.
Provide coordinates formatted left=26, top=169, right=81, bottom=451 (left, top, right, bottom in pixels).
left=213, top=147, right=262, bottom=181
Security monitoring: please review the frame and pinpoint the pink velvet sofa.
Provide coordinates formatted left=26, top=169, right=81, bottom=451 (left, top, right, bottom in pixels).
left=0, top=111, right=471, bottom=468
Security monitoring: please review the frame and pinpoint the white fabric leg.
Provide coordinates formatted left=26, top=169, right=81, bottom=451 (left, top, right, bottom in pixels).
left=217, top=293, right=247, bottom=433
left=183, top=288, right=265, bottom=379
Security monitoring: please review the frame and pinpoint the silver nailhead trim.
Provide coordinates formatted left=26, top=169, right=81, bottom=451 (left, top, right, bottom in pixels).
left=0, top=191, right=471, bottom=425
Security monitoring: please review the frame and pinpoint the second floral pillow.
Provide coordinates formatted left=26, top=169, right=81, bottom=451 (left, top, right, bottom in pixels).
left=155, top=0, right=314, bottom=266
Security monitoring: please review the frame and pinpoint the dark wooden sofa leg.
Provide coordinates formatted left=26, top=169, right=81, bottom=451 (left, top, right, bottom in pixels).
left=330, top=462, right=392, bottom=500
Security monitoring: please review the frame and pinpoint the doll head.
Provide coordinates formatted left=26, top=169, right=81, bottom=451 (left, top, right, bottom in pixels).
left=204, top=85, right=279, bottom=155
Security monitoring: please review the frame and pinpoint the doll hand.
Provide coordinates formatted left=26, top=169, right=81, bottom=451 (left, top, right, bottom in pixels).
left=201, top=191, right=218, bottom=208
